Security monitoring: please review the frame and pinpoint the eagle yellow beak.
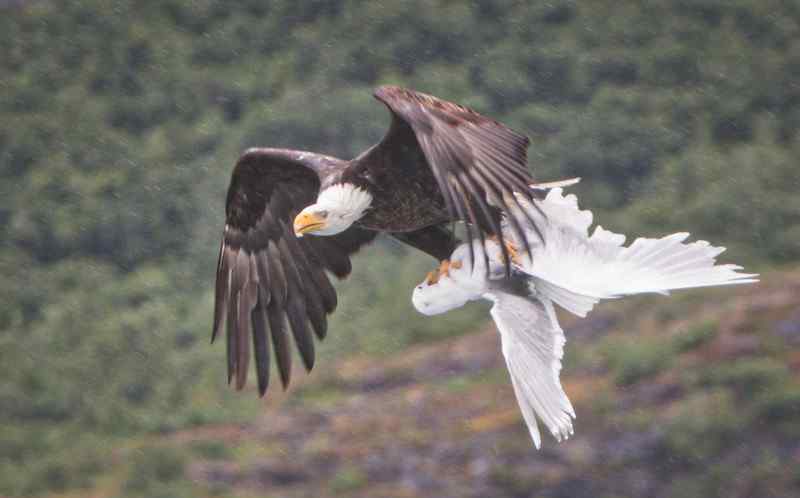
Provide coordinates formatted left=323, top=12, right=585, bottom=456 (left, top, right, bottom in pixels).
left=293, top=211, right=326, bottom=236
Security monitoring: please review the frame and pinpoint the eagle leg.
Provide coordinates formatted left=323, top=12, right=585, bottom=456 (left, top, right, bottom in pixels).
left=506, top=241, right=521, bottom=265
left=440, top=259, right=451, bottom=278
left=425, top=258, right=463, bottom=285
left=425, top=270, right=440, bottom=285
left=487, top=235, right=522, bottom=265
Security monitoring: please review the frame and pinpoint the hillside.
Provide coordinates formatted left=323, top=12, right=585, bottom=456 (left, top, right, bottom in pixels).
left=2, top=1, right=800, bottom=497
left=50, top=268, right=800, bottom=498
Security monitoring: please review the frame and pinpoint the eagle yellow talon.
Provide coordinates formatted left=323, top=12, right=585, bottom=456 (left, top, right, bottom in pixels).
left=425, top=259, right=457, bottom=286
left=487, top=235, right=522, bottom=265
left=439, top=259, right=451, bottom=278
left=505, top=241, right=521, bottom=264
left=426, top=270, right=440, bottom=285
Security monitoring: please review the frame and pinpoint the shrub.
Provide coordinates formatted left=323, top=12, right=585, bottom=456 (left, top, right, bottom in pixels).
left=673, top=321, right=718, bottom=352
left=122, top=446, right=187, bottom=496
left=751, top=386, right=800, bottom=437
left=330, top=465, right=368, bottom=493
left=661, top=388, right=747, bottom=463
left=697, top=357, right=790, bottom=393
left=603, top=337, right=674, bottom=386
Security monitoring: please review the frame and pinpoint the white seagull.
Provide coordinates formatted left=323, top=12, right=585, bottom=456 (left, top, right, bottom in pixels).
left=412, top=184, right=757, bottom=448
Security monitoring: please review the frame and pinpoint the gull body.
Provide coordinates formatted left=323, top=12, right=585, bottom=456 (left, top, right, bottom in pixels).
left=412, top=187, right=757, bottom=448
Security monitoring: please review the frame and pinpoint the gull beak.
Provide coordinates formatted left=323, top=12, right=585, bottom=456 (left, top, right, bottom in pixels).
left=293, top=211, right=326, bottom=237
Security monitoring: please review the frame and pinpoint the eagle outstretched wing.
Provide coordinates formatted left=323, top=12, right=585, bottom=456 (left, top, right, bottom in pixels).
left=372, top=85, right=544, bottom=273
left=214, top=148, right=376, bottom=395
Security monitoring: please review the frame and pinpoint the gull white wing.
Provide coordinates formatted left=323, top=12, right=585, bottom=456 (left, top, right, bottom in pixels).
left=412, top=246, right=574, bottom=448
left=507, top=189, right=758, bottom=316
left=410, top=185, right=757, bottom=449
left=488, top=290, right=574, bottom=448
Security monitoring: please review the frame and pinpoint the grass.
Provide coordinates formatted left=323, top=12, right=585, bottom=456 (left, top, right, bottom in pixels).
left=695, top=357, right=791, bottom=392
left=661, top=388, right=748, bottom=463
left=121, top=445, right=188, bottom=497
left=330, top=464, right=368, bottom=493
left=188, top=439, right=233, bottom=461
left=751, top=386, right=800, bottom=437
left=291, top=381, right=351, bottom=409
left=672, top=320, right=718, bottom=352
left=438, top=366, right=508, bottom=393
left=603, top=336, right=675, bottom=387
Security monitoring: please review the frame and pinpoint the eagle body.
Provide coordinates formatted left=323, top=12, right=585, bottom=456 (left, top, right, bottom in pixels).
left=348, top=164, right=450, bottom=234
left=332, top=143, right=451, bottom=233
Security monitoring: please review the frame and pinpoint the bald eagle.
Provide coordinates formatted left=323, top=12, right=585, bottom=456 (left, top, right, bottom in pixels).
left=214, top=85, right=555, bottom=394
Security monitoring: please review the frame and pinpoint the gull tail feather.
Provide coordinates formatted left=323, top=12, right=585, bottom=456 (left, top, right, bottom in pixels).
left=516, top=189, right=758, bottom=315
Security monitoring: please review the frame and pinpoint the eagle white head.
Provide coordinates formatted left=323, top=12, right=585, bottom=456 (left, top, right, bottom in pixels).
left=293, top=183, right=373, bottom=236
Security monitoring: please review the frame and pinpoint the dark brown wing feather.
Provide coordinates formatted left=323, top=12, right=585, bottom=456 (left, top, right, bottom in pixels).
left=214, top=148, right=376, bottom=396
left=373, top=85, right=544, bottom=274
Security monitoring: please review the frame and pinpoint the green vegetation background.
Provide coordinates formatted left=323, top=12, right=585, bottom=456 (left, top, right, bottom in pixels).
left=1, top=0, right=798, bottom=496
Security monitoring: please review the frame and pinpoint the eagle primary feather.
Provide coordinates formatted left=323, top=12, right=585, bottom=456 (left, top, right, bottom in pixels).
left=215, top=149, right=376, bottom=395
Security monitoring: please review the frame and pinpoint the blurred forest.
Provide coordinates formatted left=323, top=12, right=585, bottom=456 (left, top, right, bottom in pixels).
left=1, top=1, right=799, bottom=497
